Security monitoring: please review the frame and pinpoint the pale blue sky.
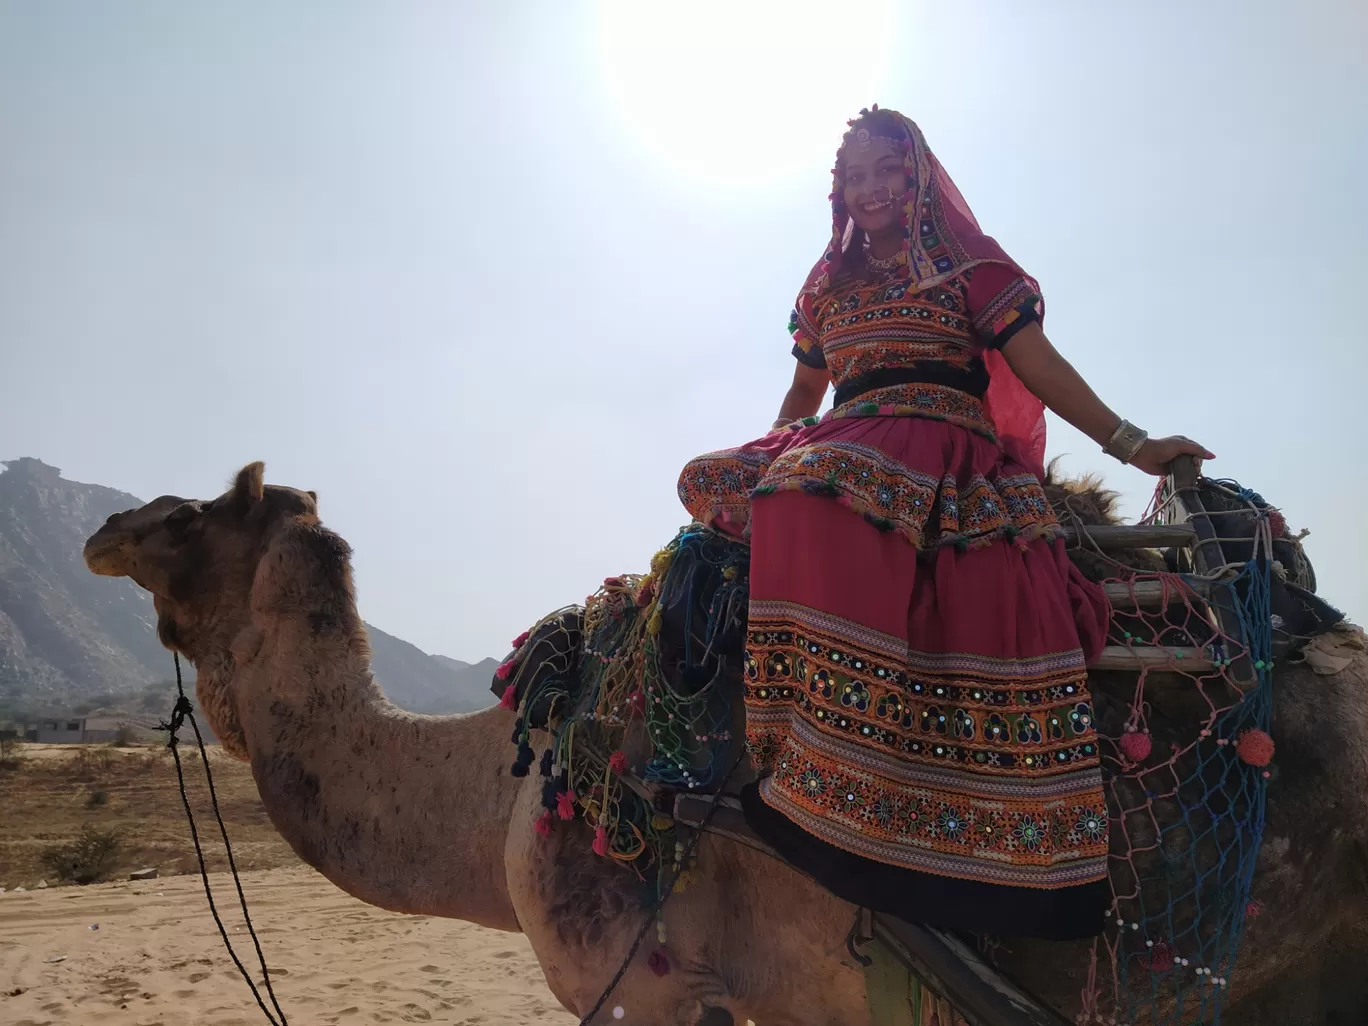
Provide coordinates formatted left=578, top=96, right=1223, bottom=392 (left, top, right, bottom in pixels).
left=2, top=1, right=1363, bottom=661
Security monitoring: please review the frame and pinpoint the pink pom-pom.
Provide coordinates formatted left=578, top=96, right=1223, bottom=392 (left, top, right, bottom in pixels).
left=608, top=750, right=628, bottom=775
left=592, top=826, right=609, bottom=857
left=1145, top=940, right=1174, bottom=972
left=534, top=810, right=553, bottom=838
left=499, top=683, right=517, bottom=711
left=1236, top=729, right=1275, bottom=767
left=636, top=581, right=655, bottom=607
left=495, top=658, right=514, bottom=681
left=647, top=948, right=671, bottom=977
left=1119, top=732, right=1152, bottom=763
left=556, top=789, right=576, bottom=821
left=510, top=630, right=530, bottom=649
left=1268, top=509, right=1287, bottom=536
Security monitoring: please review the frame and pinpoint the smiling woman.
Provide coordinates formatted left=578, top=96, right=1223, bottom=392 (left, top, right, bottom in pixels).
left=592, top=0, right=897, bottom=188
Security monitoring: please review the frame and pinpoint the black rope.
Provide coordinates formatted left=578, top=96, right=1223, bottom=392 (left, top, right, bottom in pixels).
left=577, top=752, right=745, bottom=1025
left=160, top=653, right=289, bottom=1026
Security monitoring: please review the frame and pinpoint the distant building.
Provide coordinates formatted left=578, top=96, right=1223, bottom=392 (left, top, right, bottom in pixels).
left=25, top=716, right=155, bottom=744
left=35, top=718, right=85, bottom=744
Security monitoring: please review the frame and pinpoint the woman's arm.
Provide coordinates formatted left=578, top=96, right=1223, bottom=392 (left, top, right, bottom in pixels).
left=773, top=361, right=831, bottom=429
left=1000, top=322, right=1213, bottom=476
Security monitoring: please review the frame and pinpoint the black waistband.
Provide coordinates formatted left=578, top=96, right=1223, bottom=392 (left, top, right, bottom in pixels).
left=831, top=362, right=989, bottom=407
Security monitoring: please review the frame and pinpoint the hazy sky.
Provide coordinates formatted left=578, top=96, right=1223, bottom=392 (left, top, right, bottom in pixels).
left=2, top=2, right=1363, bottom=661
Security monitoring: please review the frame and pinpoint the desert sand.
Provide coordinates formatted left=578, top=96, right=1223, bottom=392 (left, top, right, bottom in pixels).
left=0, top=865, right=577, bottom=1026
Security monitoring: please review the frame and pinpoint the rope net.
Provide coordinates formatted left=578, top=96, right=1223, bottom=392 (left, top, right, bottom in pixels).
left=1072, top=480, right=1277, bottom=1026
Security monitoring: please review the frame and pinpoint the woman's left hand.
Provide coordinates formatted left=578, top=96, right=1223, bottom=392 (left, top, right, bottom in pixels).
left=1129, top=435, right=1215, bottom=477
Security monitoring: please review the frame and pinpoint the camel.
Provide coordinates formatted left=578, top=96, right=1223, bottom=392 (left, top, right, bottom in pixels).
left=82, top=462, right=1368, bottom=1026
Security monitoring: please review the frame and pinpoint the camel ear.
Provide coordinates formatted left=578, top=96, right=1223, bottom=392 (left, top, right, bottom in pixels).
left=233, top=462, right=265, bottom=505
left=306, top=490, right=317, bottom=503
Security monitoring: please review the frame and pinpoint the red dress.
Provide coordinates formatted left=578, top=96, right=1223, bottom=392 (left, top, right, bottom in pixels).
left=677, top=263, right=1114, bottom=939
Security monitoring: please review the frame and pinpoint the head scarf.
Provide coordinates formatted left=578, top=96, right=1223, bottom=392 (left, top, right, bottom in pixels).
left=789, top=107, right=1048, bottom=478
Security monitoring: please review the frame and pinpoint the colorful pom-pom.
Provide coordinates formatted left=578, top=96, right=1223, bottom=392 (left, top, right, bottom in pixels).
left=510, top=630, right=530, bottom=649
left=499, top=683, right=517, bottom=710
left=1119, top=732, right=1152, bottom=763
left=592, top=826, right=610, bottom=857
left=647, top=948, right=671, bottom=977
left=609, top=750, right=629, bottom=775
left=1146, top=940, right=1174, bottom=973
left=534, top=810, right=554, bottom=838
left=510, top=740, right=534, bottom=778
left=556, top=789, right=577, bottom=821
left=495, top=658, right=514, bottom=681
left=1236, top=729, right=1275, bottom=767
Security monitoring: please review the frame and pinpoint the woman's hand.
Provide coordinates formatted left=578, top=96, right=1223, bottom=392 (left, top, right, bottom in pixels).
left=1129, top=435, right=1215, bottom=477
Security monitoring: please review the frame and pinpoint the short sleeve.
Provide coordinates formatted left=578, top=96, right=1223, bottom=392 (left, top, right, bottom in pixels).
left=788, top=305, right=828, bottom=369
left=965, top=264, right=1043, bottom=349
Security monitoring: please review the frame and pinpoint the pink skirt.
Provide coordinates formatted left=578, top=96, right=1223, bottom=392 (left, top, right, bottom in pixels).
left=678, top=383, right=1114, bottom=938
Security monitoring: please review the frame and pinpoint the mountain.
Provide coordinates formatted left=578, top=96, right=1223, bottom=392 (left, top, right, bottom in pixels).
left=0, top=458, right=494, bottom=718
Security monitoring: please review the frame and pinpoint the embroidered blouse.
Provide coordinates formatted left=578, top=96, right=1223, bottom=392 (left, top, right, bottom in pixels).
left=791, top=263, right=1042, bottom=406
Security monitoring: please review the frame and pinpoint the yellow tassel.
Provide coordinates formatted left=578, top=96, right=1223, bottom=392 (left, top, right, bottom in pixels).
left=651, top=814, right=674, bottom=831
left=648, top=610, right=663, bottom=636
left=723, top=566, right=737, bottom=580
left=649, top=546, right=673, bottom=578
left=672, top=870, right=695, bottom=894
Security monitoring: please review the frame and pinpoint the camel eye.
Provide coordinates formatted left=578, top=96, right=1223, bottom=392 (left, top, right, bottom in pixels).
left=165, top=504, right=201, bottom=538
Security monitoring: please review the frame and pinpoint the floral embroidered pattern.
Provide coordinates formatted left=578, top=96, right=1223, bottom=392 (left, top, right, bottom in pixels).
left=755, top=442, right=938, bottom=543
left=825, top=382, right=995, bottom=437
left=740, top=422, right=1062, bottom=551
left=677, top=449, right=772, bottom=531
left=744, top=601, right=1107, bottom=888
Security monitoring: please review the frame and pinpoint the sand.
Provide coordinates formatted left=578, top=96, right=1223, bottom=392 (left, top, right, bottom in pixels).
left=0, top=865, right=577, bottom=1026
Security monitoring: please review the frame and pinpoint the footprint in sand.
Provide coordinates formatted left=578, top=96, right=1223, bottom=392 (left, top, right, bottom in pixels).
left=189, top=972, right=210, bottom=983
left=418, top=965, right=442, bottom=974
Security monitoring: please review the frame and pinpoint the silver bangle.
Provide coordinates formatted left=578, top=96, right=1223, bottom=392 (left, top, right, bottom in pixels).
left=1103, top=419, right=1148, bottom=463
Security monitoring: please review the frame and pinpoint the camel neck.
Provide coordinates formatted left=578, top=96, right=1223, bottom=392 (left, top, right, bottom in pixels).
left=227, top=601, right=523, bottom=930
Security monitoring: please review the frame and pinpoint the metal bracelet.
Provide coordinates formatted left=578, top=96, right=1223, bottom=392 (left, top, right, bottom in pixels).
left=1103, top=419, right=1148, bottom=463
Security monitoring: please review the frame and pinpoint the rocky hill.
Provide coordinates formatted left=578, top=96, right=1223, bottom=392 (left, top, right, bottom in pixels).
left=0, top=458, right=494, bottom=718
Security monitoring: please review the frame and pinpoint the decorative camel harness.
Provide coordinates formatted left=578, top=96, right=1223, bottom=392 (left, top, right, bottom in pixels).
left=489, top=457, right=1338, bottom=1026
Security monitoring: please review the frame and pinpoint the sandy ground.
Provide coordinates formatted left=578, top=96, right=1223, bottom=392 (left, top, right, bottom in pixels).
left=0, top=865, right=577, bottom=1026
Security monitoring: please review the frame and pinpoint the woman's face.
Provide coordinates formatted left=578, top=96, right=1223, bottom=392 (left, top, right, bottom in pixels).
left=841, top=136, right=906, bottom=235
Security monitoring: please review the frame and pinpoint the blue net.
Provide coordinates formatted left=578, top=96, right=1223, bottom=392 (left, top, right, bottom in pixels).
left=1087, top=497, right=1276, bottom=1025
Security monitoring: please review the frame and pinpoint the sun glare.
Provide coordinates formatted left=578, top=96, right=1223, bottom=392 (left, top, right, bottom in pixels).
left=593, top=0, right=898, bottom=191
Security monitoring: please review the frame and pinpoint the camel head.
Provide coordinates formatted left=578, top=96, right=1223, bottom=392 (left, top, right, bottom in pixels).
left=84, top=462, right=327, bottom=757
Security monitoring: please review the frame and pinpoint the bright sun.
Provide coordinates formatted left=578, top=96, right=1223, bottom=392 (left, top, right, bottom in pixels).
left=593, top=0, right=898, bottom=191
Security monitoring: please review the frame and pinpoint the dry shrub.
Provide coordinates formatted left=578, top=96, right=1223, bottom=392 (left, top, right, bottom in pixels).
left=69, top=747, right=116, bottom=779
left=40, top=825, right=122, bottom=884
left=0, top=736, right=22, bottom=770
